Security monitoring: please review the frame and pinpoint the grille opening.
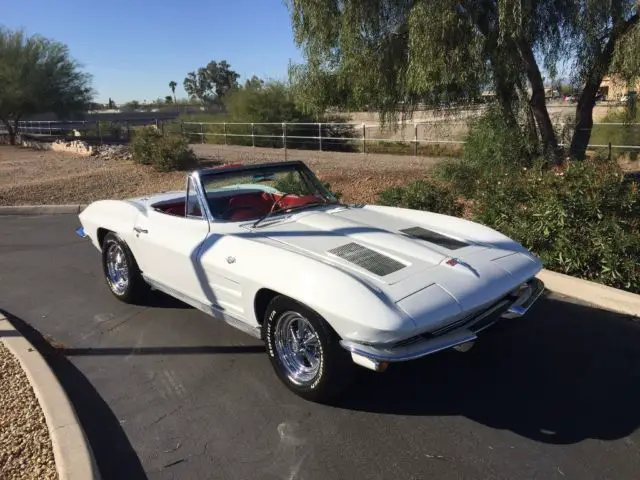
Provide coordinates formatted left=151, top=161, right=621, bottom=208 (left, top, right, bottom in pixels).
left=328, top=242, right=405, bottom=276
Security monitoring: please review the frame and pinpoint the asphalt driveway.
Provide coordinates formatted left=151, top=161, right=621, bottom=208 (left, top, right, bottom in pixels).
left=1, top=214, right=640, bottom=480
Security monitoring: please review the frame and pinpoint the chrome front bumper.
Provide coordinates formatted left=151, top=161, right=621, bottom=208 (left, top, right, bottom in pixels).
left=340, top=277, right=545, bottom=370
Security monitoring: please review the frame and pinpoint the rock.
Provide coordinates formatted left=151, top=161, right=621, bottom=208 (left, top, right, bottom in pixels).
left=91, top=144, right=132, bottom=161
left=51, top=139, right=93, bottom=156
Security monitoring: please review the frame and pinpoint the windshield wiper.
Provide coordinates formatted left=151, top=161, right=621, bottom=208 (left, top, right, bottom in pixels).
left=252, top=200, right=337, bottom=229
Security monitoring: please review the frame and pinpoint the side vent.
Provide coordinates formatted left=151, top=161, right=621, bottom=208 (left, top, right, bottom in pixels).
left=328, top=243, right=405, bottom=276
left=400, top=227, right=468, bottom=250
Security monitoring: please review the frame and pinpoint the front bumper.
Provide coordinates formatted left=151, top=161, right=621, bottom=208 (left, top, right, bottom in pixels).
left=340, top=277, right=545, bottom=369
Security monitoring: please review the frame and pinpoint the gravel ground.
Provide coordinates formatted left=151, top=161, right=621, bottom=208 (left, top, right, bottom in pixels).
left=0, top=343, right=58, bottom=480
left=0, top=144, right=442, bottom=206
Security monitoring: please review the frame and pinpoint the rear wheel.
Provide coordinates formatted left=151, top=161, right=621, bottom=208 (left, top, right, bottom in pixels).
left=101, top=232, right=149, bottom=303
left=263, top=295, right=354, bottom=402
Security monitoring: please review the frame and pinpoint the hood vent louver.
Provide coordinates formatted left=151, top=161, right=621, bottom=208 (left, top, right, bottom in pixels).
left=400, top=227, right=468, bottom=250
left=328, top=242, right=405, bottom=276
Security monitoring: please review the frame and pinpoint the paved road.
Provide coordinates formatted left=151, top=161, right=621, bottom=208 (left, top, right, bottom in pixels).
left=1, top=215, right=640, bottom=480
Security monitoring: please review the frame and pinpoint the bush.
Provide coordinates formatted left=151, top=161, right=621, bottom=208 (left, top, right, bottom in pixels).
left=131, top=127, right=197, bottom=172
left=434, top=105, right=538, bottom=197
left=376, top=179, right=463, bottom=217
left=471, top=156, right=640, bottom=293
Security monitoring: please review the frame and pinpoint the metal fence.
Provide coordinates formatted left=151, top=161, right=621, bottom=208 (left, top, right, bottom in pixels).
left=6, top=118, right=640, bottom=157
left=180, top=120, right=640, bottom=157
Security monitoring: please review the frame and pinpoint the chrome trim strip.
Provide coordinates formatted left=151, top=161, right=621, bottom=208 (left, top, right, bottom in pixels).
left=190, top=170, right=215, bottom=223
left=341, top=330, right=478, bottom=363
left=142, top=274, right=262, bottom=339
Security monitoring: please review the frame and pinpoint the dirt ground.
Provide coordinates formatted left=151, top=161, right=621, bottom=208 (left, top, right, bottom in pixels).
left=0, top=145, right=442, bottom=206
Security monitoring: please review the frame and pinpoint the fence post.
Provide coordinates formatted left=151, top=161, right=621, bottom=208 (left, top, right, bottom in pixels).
left=161, top=121, right=165, bottom=136
left=224, top=123, right=228, bottom=145
left=127, top=121, right=131, bottom=141
left=414, top=123, right=418, bottom=156
left=282, top=122, right=287, bottom=151
left=318, top=123, right=322, bottom=151
left=362, top=124, right=366, bottom=154
left=200, top=123, right=205, bottom=144
left=97, top=121, right=103, bottom=145
left=49, top=121, right=52, bottom=136
left=251, top=123, right=255, bottom=147
left=609, top=142, right=612, bottom=161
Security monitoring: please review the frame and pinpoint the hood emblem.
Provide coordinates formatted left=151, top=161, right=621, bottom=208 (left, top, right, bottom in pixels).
left=446, top=258, right=458, bottom=266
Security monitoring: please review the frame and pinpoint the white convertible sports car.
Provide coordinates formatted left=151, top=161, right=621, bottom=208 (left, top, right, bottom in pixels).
left=76, top=160, right=545, bottom=402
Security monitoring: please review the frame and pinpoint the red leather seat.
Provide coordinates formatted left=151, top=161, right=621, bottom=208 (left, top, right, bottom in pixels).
left=279, top=194, right=318, bottom=209
left=226, top=192, right=274, bottom=220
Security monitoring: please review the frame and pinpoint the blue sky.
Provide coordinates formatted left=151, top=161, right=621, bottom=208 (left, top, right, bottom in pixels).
left=3, top=0, right=304, bottom=104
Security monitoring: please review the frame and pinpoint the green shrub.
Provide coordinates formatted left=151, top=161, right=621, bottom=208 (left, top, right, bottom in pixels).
left=131, top=127, right=198, bottom=172
left=377, top=179, right=463, bottom=216
left=471, top=157, right=640, bottom=293
left=435, top=105, right=538, bottom=197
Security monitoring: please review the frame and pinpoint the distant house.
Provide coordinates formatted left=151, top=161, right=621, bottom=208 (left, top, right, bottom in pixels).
left=599, top=75, right=640, bottom=100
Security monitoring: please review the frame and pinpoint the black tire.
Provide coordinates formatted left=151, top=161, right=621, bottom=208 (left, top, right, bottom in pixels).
left=101, top=232, right=149, bottom=303
left=263, top=295, right=354, bottom=403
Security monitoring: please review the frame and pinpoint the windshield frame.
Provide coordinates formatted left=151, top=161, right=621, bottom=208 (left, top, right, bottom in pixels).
left=194, top=161, right=339, bottom=223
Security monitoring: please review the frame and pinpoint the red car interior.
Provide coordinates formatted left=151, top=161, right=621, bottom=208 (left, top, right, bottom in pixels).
left=153, top=191, right=319, bottom=221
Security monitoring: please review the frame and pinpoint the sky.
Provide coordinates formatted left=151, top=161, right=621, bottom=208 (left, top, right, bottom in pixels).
left=2, top=0, right=304, bottom=104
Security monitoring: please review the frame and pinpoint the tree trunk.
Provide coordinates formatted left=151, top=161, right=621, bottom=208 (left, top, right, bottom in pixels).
left=1, top=119, right=17, bottom=145
left=516, top=40, right=562, bottom=164
left=570, top=12, right=639, bottom=160
left=570, top=81, right=600, bottom=160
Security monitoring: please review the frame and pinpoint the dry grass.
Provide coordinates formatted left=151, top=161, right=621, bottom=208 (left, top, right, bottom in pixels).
left=0, top=144, right=438, bottom=206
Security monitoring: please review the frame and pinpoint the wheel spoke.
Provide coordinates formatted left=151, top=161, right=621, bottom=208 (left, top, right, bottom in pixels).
left=296, top=318, right=307, bottom=343
left=273, top=311, right=322, bottom=386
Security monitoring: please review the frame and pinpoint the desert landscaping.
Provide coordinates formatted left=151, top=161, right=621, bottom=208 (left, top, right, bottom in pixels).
left=0, top=143, right=446, bottom=207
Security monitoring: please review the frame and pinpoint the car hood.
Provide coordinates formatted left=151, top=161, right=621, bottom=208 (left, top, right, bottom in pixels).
left=248, top=205, right=542, bottom=320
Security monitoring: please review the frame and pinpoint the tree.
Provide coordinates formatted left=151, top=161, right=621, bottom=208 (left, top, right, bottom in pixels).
left=568, top=1, right=640, bottom=158
left=121, top=100, right=141, bottom=112
left=164, top=95, right=173, bottom=104
left=169, top=80, right=177, bottom=103
left=183, top=60, right=240, bottom=105
left=0, top=27, right=93, bottom=144
left=288, top=0, right=639, bottom=163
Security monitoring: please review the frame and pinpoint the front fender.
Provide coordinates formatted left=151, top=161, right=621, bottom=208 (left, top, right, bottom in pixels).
left=204, top=235, right=418, bottom=344
left=78, top=200, right=146, bottom=252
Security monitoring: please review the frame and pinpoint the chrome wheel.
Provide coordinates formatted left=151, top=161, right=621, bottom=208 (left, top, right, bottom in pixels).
left=105, top=243, right=129, bottom=295
left=274, top=311, right=321, bottom=386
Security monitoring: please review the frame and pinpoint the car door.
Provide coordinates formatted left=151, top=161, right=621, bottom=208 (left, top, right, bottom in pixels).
left=132, top=178, right=211, bottom=305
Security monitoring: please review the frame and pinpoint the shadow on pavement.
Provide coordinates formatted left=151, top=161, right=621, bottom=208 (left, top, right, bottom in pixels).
left=61, top=345, right=265, bottom=356
left=335, top=296, right=640, bottom=445
left=1, top=310, right=148, bottom=480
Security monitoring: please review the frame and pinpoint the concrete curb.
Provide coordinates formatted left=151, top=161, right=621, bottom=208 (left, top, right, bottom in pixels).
left=0, top=314, right=100, bottom=480
left=0, top=204, right=87, bottom=215
left=537, top=269, right=640, bottom=318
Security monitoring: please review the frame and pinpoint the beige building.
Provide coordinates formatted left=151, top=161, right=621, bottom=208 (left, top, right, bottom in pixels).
left=600, top=75, right=639, bottom=100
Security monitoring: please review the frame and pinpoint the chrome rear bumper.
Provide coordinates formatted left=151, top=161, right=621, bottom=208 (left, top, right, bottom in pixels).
left=341, top=277, right=545, bottom=370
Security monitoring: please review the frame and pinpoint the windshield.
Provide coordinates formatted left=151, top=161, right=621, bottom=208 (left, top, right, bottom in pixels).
left=198, top=163, right=338, bottom=222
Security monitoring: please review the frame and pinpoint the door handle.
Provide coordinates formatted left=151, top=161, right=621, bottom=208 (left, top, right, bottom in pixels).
left=133, top=227, right=148, bottom=234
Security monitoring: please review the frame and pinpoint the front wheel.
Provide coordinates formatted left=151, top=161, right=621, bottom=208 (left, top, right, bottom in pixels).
left=101, top=232, right=149, bottom=303
left=263, top=295, right=354, bottom=403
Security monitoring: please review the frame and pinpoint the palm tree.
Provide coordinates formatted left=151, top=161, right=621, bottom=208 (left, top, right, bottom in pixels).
left=169, top=81, right=177, bottom=103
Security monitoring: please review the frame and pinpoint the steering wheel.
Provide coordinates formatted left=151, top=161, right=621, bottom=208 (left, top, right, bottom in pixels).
left=221, top=205, right=264, bottom=221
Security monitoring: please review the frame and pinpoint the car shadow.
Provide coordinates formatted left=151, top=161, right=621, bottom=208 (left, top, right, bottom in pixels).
left=1, top=310, right=148, bottom=480
left=333, top=296, right=640, bottom=445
